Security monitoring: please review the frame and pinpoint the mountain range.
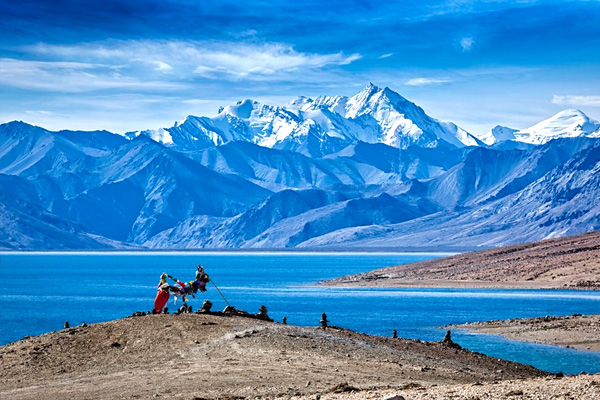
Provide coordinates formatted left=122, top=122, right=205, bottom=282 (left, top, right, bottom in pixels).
left=1, top=84, right=599, bottom=250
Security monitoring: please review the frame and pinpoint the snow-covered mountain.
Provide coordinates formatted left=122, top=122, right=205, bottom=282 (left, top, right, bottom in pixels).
left=1, top=85, right=599, bottom=250
left=128, top=84, right=482, bottom=156
left=475, top=109, right=600, bottom=146
left=514, top=109, right=600, bottom=144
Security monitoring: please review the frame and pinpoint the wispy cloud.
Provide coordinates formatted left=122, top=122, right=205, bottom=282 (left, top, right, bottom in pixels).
left=189, top=42, right=361, bottom=79
left=0, top=58, right=182, bottom=92
left=22, top=40, right=362, bottom=82
left=552, top=94, right=600, bottom=107
left=404, top=77, right=451, bottom=86
left=460, top=37, right=474, bottom=52
left=378, top=53, right=394, bottom=59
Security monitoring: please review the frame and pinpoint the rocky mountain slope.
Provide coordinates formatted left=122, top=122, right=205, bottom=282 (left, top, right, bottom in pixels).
left=1, top=84, right=599, bottom=249
left=325, top=230, right=600, bottom=289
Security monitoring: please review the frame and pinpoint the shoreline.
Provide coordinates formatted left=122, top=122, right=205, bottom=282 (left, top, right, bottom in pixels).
left=323, top=278, right=600, bottom=290
left=448, top=314, right=600, bottom=353
left=324, top=231, right=600, bottom=291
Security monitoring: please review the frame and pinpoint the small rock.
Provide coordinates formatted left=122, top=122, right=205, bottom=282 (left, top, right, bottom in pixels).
left=384, top=395, right=406, bottom=400
left=305, top=380, right=311, bottom=387
left=505, top=389, right=524, bottom=396
left=110, top=342, right=121, bottom=348
left=556, top=371, right=564, bottom=378
left=201, top=300, right=212, bottom=312
left=64, top=321, right=70, bottom=329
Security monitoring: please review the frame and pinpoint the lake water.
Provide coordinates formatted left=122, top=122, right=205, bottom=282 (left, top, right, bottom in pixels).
left=1, top=252, right=599, bottom=375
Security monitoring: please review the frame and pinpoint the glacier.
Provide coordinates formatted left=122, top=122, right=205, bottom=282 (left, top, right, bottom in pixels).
left=1, top=84, right=599, bottom=250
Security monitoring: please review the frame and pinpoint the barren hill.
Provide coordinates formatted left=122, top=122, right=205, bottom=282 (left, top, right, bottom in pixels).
left=325, top=230, right=600, bottom=289
left=0, top=313, right=546, bottom=400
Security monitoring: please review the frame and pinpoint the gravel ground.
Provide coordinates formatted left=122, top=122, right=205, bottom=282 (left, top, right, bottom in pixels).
left=0, top=312, right=548, bottom=400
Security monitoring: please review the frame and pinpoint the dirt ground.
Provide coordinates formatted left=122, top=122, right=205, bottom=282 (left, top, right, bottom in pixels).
left=324, top=231, right=600, bottom=290
left=449, top=314, right=600, bottom=353
left=307, top=374, right=600, bottom=400
left=0, top=312, right=549, bottom=400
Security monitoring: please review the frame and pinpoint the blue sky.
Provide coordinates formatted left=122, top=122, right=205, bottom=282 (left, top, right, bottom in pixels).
left=1, top=0, right=599, bottom=135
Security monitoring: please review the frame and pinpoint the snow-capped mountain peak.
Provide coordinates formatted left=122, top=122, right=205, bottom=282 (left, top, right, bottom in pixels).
left=127, top=84, right=484, bottom=153
left=514, top=109, right=600, bottom=144
left=476, top=125, right=518, bottom=146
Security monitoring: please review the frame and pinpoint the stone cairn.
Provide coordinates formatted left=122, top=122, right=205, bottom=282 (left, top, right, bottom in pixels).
left=441, top=330, right=462, bottom=349
left=201, top=299, right=213, bottom=312
left=320, top=313, right=329, bottom=330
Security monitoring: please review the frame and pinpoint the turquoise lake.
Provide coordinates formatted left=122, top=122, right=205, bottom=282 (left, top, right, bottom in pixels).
left=1, top=252, right=599, bottom=374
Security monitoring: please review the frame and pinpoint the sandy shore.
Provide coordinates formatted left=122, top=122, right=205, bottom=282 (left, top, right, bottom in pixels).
left=324, top=231, right=600, bottom=290
left=449, top=314, right=600, bottom=353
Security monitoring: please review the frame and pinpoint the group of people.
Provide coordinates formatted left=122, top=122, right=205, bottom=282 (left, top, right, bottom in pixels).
left=153, top=265, right=210, bottom=313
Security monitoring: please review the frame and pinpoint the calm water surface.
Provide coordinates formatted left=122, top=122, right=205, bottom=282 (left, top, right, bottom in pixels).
left=1, top=252, right=599, bottom=374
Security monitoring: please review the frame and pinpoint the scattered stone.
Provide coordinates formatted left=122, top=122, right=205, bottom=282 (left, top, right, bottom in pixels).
left=392, top=330, right=397, bottom=338
left=64, top=321, right=70, bottom=329
left=399, top=382, right=422, bottom=390
left=326, top=382, right=358, bottom=393
left=305, top=380, right=311, bottom=387
left=505, top=389, right=524, bottom=396
left=282, top=316, right=287, bottom=325
left=131, top=311, right=146, bottom=317
left=81, top=322, right=87, bottom=327
left=110, top=342, right=121, bottom=348
left=556, top=372, right=564, bottom=378
left=384, top=395, right=406, bottom=400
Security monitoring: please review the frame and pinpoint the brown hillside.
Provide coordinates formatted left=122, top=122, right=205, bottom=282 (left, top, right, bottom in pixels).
left=325, top=231, right=600, bottom=289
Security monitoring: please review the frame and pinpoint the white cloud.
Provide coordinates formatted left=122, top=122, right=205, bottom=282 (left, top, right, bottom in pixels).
left=404, top=77, right=451, bottom=86
left=0, top=58, right=182, bottom=92
left=378, top=53, right=394, bottom=59
left=552, top=94, right=600, bottom=107
left=25, top=110, right=53, bottom=116
left=22, top=40, right=361, bottom=82
left=189, top=42, right=361, bottom=80
left=460, top=37, right=474, bottom=52
left=153, top=61, right=173, bottom=72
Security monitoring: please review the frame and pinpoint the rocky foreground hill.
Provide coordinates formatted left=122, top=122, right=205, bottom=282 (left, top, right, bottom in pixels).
left=325, top=230, right=600, bottom=289
left=0, top=312, right=550, bottom=400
